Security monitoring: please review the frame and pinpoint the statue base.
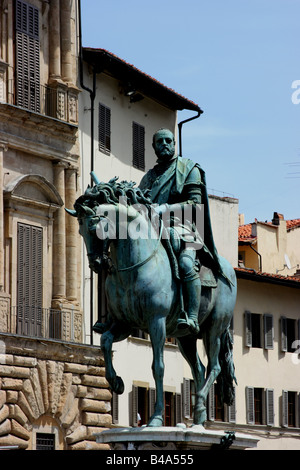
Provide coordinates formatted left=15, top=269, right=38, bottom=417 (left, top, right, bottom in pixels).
left=95, top=425, right=259, bottom=450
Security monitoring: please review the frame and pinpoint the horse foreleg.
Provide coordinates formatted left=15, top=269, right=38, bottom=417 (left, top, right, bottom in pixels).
left=147, top=316, right=166, bottom=427
left=101, top=324, right=130, bottom=394
left=177, top=335, right=206, bottom=425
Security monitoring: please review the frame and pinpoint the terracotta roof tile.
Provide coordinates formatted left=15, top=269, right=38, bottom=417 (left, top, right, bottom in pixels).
left=235, top=267, right=300, bottom=284
left=239, top=217, right=300, bottom=241
left=286, top=219, right=300, bottom=231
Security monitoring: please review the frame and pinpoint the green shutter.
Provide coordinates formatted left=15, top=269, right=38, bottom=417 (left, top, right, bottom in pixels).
left=245, top=311, right=252, bottom=347
left=182, top=378, right=190, bottom=418
left=282, top=390, right=288, bottom=427
left=266, top=389, right=274, bottom=426
left=207, top=383, right=215, bottom=421
left=228, top=387, right=236, bottom=423
left=264, top=314, right=274, bottom=349
left=246, top=386, right=255, bottom=425
left=281, top=317, right=288, bottom=352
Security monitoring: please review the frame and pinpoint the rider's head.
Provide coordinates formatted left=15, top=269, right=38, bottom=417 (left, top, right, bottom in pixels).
left=152, top=129, right=176, bottom=162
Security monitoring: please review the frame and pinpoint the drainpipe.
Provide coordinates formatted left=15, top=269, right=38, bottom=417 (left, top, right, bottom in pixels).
left=178, top=109, right=202, bottom=156
left=250, top=244, right=262, bottom=272
left=78, top=0, right=97, bottom=344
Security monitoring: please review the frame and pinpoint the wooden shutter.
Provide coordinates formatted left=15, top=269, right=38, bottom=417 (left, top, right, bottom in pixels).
left=282, top=390, right=288, bottom=427
left=246, top=386, right=255, bottom=424
left=264, top=314, right=274, bottom=349
left=17, top=223, right=43, bottom=336
left=98, top=103, right=111, bottom=155
left=132, top=122, right=145, bottom=170
left=245, top=311, right=252, bottom=347
left=112, top=392, right=119, bottom=424
left=182, top=378, right=191, bottom=418
left=266, top=389, right=274, bottom=426
left=15, top=0, right=40, bottom=112
left=228, top=387, right=236, bottom=423
left=207, top=383, right=215, bottom=421
left=149, top=388, right=156, bottom=418
left=281, top=317, right=288, bottom=352
left=175, top=393, right=182, bottom=424
left=131, top=385, right=138, bottom=426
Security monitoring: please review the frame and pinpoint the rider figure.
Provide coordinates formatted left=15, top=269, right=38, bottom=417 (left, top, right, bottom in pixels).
left=139, top=129, right=220, bottom=335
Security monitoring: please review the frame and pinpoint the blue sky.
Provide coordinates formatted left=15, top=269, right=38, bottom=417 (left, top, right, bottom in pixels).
left=81, top=0, right=300, bottom=224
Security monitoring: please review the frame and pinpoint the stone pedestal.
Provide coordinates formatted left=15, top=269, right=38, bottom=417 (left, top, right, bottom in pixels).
left=95, top=425, right=259, bottom=451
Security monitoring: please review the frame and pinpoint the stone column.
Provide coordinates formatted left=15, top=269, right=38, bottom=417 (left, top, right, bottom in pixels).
left=60, top=0, right=72, bottom=82
left=65, top=166, right=78, bottom=302
left=0, top=142, right=7, bottom=291
left=53, top=162, right=66, bottom=300
left=49, top=0, right=61, bottom=79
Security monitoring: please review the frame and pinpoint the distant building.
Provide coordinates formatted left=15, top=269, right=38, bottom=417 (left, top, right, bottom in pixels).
left=0, top=0, right=111, bottom=450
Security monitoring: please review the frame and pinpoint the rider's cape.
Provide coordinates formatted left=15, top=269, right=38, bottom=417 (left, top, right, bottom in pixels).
left=139, top=156, right=222, bottom=275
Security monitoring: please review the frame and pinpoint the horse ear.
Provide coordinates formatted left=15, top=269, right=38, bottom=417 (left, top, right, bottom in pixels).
left=80, top=205, right=95, bottom=216
left=65, top=208, right=77, bottom=217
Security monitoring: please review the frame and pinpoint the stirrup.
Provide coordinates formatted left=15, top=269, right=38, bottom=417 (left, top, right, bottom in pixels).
left=177, top=318, right=200, bottom=335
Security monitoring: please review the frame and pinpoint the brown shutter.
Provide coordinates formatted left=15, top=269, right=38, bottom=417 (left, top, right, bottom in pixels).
left=175, top=393, right=182, bottom=424
left=132, top=122, right=145, bottom=170
left=98, top=103, right=111, bottom=155
left=17, top=223, right=43, bottom=336
left=15, top=0, right=40, bottom=112
left=149, top=388, right=156, bottom=418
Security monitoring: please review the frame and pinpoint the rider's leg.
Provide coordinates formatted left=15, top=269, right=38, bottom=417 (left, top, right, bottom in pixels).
left=177, top=247, right=201, bottom=335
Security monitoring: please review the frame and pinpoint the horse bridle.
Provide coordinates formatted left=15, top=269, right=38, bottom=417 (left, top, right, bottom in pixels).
left=103, top=218, right=163, bottom=273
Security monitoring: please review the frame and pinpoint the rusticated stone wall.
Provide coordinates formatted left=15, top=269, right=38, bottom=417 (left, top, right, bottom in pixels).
left=0, top=334, right=112, bottom=450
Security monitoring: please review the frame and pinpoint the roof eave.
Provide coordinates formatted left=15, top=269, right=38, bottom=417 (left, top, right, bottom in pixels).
left=235, top=268, right=300, bottom=289
left=82, top=48, right=202, bottom=113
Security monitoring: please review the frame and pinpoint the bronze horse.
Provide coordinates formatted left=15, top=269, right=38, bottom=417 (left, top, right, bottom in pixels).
left=67, top=178, right=237, bottom=426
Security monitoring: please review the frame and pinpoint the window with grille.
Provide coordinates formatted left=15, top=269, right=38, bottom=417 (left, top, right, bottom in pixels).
left=132, top=122, right=145, bottom=170
left=17, top=222, right=43, bottom=336
left=15, top=0, right=40, bottom=112
left=98, top=103, right=111, bottom=155
left=36, top=433, right=55, bottom=450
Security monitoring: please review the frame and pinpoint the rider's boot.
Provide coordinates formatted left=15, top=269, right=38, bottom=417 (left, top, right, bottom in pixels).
left=177, top=277, right=201, bottom=335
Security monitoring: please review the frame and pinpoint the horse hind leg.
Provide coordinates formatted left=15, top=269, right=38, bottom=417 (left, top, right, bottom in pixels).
left=147, top=316, right=166, bottom=427
left=177, top=335, right=206, bottom=426
left=101, top=324, right=130, bottom=394
left=194, top=330, right=222, bottom=425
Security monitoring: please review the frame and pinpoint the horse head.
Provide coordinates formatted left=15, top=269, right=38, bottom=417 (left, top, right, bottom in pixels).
left=65, top=203, right=103, bottom=273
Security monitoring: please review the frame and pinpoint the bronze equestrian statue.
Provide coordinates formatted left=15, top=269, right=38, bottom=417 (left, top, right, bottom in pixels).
left=66, top=129, right=237, bottom=427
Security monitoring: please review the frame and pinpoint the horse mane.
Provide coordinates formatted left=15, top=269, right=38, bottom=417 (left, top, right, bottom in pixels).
left=74, top=177, right=152, bottom=211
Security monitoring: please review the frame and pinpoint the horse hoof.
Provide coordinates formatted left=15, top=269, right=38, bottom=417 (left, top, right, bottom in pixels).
left=147, top=415, right=164, bottom=427
left=112, top=376, right=124, bottom=395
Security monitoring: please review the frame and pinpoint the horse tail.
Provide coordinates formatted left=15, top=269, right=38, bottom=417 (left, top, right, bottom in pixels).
left=217, top=326, right=237, bottom=406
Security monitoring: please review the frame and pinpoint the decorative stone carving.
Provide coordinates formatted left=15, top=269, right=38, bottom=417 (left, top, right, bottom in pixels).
left=0, top=336, right=111, bottom=450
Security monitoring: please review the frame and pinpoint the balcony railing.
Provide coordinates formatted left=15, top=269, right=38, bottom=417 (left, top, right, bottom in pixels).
left=5, top=79, right=78, bottom=123
left=11, top=305, right=77, bottom=342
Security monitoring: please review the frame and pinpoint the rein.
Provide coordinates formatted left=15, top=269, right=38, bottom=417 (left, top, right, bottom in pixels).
left=106, top=218, right=163, bottom=273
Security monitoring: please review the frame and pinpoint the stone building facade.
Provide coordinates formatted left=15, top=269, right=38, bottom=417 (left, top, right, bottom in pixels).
left=0, top=0, right=111, bottom=449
